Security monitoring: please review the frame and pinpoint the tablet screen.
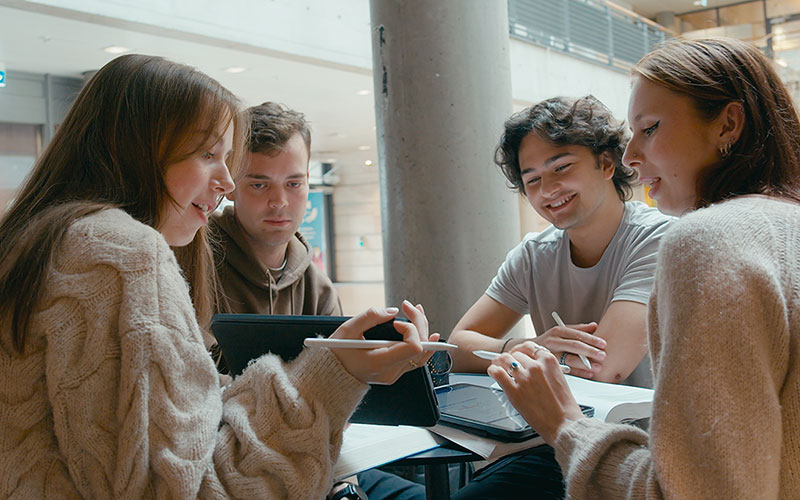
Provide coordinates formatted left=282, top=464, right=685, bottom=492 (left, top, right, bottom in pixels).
left=436, top=383, right=530, bottom=432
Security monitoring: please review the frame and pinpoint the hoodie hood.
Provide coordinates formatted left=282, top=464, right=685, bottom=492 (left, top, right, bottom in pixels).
left=211, top=205, right=312, bottom=292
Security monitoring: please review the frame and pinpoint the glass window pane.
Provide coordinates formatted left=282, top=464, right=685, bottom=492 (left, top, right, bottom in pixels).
left=719, top=2, right=765, bottom=26
left=0, top=123, right=39, bottom=213
left=766, top=0, right=800, bottom=19
left=679, top=11, right=718, bottom=32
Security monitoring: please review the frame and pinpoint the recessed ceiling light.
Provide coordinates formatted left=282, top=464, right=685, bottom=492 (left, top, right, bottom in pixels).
left=357, top=145, right=371, bottom=151
left=692, top=0, right=707, bottom=6
left=356, top=89, right=371, bottom=96
left=364, top=160, right=373, bottom=166
left=104, top=46, right=131, bottom=54
left=224, top=66, right=247, bottom=74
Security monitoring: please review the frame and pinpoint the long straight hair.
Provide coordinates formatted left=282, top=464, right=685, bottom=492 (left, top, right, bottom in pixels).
left=633, top=37, right=800, bottom=206
left=0, top=54, right=247, bottom=353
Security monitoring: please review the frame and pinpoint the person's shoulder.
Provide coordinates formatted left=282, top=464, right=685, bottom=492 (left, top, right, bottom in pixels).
left=63, top=208, right=167, bottom=268
left=659, top=196, right=800, bottom=274
left=304, top=265, right=338, bottom=302
left=671, top=196, right=799, bottom=238
left=508, top=226, right=562, bottom=263
left=623, top=201, right=675, bottom=229
left=520, top=225, right=562, bottom=247
left=68, top=208, right=160, bottom=244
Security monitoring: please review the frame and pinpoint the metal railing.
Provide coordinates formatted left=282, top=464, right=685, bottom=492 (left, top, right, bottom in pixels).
left=508, top=0, right=673, bottom=72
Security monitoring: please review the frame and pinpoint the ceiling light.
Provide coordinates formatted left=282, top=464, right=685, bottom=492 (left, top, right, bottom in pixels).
left=224, top=66, right=247, bottom=74
left=356, top=89, right=371, bottom=96
left=103, top=46, right=131, bottom=54
left=358, top=145, right=371, bottom=151
left=364, top=160, right=373, bottom=166
left=692, top=0, right=707, bottom=6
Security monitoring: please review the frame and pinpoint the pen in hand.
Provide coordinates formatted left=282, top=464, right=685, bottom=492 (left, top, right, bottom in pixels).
left=551, top=311, right=593, bottom=371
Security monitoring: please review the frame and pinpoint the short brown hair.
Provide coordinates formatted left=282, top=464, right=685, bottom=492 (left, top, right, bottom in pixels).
left=247, top=102, right=311, bottom=156
left=495, top=96, right=635, bottom=201
left=634, top=37, right=800, bottom=206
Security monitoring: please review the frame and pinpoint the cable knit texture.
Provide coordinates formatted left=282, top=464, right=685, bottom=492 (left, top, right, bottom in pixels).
left=0, top=208, right=368, bottom=499
left=553, top=196, right=800, bottom=499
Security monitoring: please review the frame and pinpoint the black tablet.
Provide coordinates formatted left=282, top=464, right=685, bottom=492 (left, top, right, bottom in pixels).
left=435, top=383, right=594, bottom=442
left=210, top=313, right=440, bottom=427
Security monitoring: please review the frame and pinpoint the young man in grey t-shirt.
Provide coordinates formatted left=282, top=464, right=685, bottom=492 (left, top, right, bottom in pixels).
left=450, top=96, right=673, bottom=387
left=449, top=97, right=672, bottom=500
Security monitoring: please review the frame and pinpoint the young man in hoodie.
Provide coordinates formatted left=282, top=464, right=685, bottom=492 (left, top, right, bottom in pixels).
left=210, top=102, right=425, bottom=500
left=210, top=102, right=341, bottom=318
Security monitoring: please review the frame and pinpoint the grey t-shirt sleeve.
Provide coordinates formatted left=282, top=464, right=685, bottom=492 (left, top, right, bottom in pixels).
left=611, top=216, right=674, bottom=306
left=486, top=237, right=535, bottom=315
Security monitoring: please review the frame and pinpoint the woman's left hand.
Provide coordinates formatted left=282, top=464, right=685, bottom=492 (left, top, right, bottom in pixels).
left=330, top=300, right=439, bottom=385
left=488, top=345, right=586, bottom=444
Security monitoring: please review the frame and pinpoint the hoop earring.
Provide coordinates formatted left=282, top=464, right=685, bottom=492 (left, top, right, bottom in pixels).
left=720, top=141, right=734, bottom=158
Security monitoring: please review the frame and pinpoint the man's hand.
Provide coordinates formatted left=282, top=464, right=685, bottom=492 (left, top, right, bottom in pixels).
left=512, top=322, right=606, bottom=379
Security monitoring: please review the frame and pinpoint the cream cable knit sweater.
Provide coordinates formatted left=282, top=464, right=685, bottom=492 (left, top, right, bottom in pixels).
left=0, top=209, right=368, bottom=499
left=553, top=196, right=800, bottom=499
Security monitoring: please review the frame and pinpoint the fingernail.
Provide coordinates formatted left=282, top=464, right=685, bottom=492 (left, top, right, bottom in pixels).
left=403, top=299, right=412, bottom=307
left=385, top=307, right=399, bottom=314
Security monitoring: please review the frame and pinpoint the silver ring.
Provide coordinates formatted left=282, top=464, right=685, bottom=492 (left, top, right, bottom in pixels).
left=560, top=352, right=568, bottom=364
left=510, top=361, right=520, bottom=371
left=531, top=343, right=550, bottom=355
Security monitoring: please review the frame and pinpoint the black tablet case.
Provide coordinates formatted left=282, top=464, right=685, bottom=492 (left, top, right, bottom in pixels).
left=210, top=314, right=440, bottom=427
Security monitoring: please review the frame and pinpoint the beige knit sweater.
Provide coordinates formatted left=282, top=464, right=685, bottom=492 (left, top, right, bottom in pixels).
left=554, top=196, right=800, bottom=499
left=0, top=209, right=368, bottom=499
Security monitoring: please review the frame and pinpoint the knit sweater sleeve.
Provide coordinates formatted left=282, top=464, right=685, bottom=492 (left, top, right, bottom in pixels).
left=44, top=210, right=367, bottom=500
left=553, top=203, right=787, bottom=499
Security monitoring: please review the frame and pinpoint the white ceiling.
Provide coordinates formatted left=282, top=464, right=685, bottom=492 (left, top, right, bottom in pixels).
left=0, top=0, right=795, bottom=169
left=627, top=0, right=761, bottom=17
left=0, top=3, right=379, bottom=169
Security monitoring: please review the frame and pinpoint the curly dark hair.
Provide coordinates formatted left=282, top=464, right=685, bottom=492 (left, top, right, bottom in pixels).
left=247, top=101, right=311, bottom=156
left=495, top=95, right=636, bottom=201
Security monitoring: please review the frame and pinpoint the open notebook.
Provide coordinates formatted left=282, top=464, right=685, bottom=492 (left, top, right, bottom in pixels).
left=335, top=424, right=443, bottom=480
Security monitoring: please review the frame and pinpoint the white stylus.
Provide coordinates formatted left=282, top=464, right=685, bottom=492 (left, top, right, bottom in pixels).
left=303, top=338, right=458, bottom=351
left=472, top=349, right=502, bottom=360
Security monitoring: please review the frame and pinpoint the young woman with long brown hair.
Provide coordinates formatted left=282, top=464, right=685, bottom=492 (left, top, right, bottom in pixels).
left=0, top=54, right=436, bottom=499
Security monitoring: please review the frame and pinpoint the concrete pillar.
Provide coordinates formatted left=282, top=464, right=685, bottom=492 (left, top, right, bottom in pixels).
left=369, top=0, right=520, bottom=337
